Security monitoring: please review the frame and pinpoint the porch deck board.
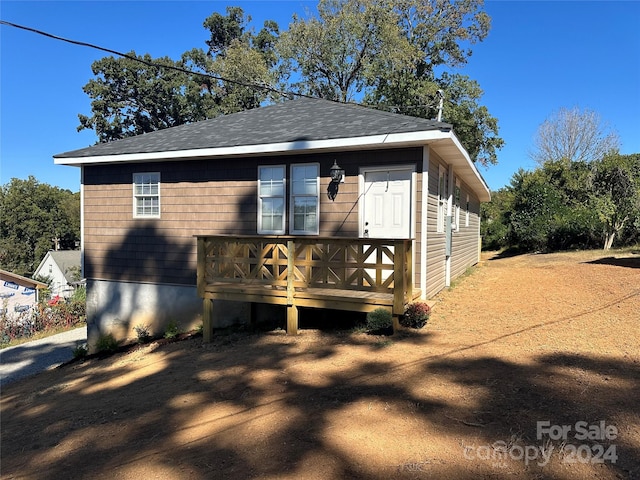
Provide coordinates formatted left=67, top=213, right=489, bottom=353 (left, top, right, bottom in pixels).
left=203, top=282, right=422, bottom=313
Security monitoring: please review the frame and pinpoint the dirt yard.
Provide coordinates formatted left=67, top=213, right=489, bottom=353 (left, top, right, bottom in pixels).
left=1, top=250, right=639, bottom=479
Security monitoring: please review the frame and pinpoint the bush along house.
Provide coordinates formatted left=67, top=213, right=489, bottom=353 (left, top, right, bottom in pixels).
left=54, top=98, right=490, bottom=348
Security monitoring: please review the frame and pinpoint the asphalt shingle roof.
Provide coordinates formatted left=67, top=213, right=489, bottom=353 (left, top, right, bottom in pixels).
left=54, top=98, right=452, bottom=159
left=49, top=251, right=81, bottom=283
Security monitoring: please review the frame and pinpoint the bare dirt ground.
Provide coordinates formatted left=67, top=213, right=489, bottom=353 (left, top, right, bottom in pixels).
left=2, top=249, right=639, bottom=480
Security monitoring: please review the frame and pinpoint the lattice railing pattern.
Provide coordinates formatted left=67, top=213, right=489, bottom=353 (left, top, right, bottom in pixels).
left=197, top=236, right=412, bottom=294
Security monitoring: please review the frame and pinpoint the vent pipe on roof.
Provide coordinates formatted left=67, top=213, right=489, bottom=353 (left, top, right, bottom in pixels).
left=436, top=90, right=444, bottom=122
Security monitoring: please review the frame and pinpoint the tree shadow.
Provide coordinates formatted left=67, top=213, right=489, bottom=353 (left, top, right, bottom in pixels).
left=2, top=321, right=637, bottom=479
left=83, top=222, right=197, bottom=347
left=0, top=327, right=86, bottom=387
left=425, top=352, right=639, bottom=478
left=585, top=256, right=640, bottom=269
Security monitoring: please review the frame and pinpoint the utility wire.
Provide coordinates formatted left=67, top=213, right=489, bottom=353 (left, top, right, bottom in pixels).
left=0, top=19, right=445, bottom=117
left=0, top=19, right=312, bottom=100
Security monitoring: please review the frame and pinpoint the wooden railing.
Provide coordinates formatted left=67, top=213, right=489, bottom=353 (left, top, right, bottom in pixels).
left=196, top=235, right=415, bottom=339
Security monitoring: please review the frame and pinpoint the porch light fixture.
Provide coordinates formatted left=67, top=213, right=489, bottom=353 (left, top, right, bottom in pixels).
left=329, top=160, right=345, bottom=184
left=327, top=160, right=345, bottom=201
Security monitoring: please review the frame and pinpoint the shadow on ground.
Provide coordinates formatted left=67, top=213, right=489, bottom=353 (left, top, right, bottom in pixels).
left=1, top=320, right=637, bottom=479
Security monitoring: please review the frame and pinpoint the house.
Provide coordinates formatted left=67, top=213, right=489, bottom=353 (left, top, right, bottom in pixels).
left=0, top=270, right=47, bottom=319
left=53, top=98, right=490, bottom=347
left=33, top=250, right=82, bottom=299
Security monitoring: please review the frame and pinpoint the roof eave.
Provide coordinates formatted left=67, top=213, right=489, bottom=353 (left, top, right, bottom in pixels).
left=55, top=128, right=490, bottom=201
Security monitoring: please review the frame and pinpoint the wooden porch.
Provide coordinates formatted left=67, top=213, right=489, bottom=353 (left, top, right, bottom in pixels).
left=196, top=235, right=420, bottom=341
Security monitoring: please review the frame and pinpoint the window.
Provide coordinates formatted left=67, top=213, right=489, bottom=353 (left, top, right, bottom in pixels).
left=290, top=164, right=319, bottom=235
left=437, top=166, right=446, bottom=233
left=454, top=179, right=461, bottom=232
left=465, top=194, right=470, bottom=227
left=133, top=173, right=160, bottom=218
left=258, top=166, right=286, bottom=234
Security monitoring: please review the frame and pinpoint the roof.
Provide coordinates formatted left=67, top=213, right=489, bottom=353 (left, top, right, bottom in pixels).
left=54, top=98, right=490, bottom=201
left=49, top=251, right=82, bottom=283
left=34, top=250, right=81, bottom=283
left=0, top=270, right=48, bottom=289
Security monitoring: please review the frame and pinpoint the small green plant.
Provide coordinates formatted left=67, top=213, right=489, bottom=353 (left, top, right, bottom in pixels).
left=401, top=302, right=431, bottom=329
left=366, top=308, right=392, bottom=332
left=374, top=339, right=394, bottom=349
left=164, top=319, right=179, bottom=339
left=72, top=343, right=88, bottom=359
left=95, top=333, right=119, bottom=353
left=134, top=324, right=152, bottom=343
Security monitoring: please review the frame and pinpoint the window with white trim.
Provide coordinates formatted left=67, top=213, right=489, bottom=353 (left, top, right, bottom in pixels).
left=290, top=163, right=319, bottom=235
left=465, top=193, right=470, bottom=227
left=258, top=165, right=286, bottom=234
left=437, top=166, right=446, bottom=233
left=133, top=172, right=160, bottom=218
left=454, top=179, right=461, bottom=232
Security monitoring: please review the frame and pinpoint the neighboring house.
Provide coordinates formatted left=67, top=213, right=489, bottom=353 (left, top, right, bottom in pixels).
left=53, top=98, right=490, bottom=347
left=0, top=270, right=47, bottom=319
left=33, top=250, right=82, bottom=299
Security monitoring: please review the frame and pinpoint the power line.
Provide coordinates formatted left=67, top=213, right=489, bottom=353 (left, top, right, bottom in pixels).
left=0, top=19, right=311, bottom=100
left=0, top=19, right=445, bottom=119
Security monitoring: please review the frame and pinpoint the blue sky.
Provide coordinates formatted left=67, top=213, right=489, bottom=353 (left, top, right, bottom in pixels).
left=1, top=1, right=639, bottom=193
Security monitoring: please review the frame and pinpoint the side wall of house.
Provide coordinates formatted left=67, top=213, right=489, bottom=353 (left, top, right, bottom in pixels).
left=82, top=148, right=423, bottom=345
left=424, top=152, right=447, bottom=298
left=450, top=178, right=482, bottom=282
left=423, top=149, right=482, bottom=299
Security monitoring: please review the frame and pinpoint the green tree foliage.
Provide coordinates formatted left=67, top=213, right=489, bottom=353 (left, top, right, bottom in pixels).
left=78, top=2, right=503, bottom=165
left=183, top=6, right=280, bottom=115
left=0, top=177, right=80, bottom=276
left=277, top=0, right=411, bottom=103
left=79, top=7, right=280, bottom=142
left=78, top=53, right=217, bottom=142
left=278, top=0, right=503, bottom=165
left=590, top=153, right=640, bottom=249
left=483, top=155, right=639, bottom=252
left=480, top=188, right=513, bottom=250
left=483, top=106, right=637, bottom=253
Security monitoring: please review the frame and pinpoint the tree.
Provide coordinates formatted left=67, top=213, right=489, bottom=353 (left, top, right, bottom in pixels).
left=480, top=188, right=513, bottom=250
left=506, top=169, right=566, bottom=252
left=78, top=53, right=216, bottom=142
left=183, top=7, right=281, bottom=114
left=589, top=153, right=640, bottom=249
left=530, top=107, right=620, bottom=165
left=0, top=177, right=80, bottom=276
left=277, top=0, right=503, bottom=165
left=277, top=0, right=412, bottom=102
left=79, top=7, right=280, bottom=142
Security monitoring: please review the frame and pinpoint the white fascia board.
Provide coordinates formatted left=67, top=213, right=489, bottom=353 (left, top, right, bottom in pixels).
left=55, top=128, right=490, bottom=201
left=437, top=132, right=491, bottom=202
left=54, top=130, right=452, bottom=166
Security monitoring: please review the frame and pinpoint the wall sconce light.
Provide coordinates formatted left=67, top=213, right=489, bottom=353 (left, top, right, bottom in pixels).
left=327, top=160, right=345, bottom=201
left=329, top=160, right=345, bottom=184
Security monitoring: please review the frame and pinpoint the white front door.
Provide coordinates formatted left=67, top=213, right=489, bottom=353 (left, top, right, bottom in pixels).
left=363, top=168, right=413, bottom=239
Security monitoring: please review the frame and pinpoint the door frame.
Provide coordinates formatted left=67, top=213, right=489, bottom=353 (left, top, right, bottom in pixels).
left=358, top=164, right=417, bottom=239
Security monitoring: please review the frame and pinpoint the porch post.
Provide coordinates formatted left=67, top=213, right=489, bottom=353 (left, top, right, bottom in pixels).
left=286, top=239, right=298, bottom=335
left=203, top=298, right=214, bottom=343
left=392, top=240, right=407, bottom=333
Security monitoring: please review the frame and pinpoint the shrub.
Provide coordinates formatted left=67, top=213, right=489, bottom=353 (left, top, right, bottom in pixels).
left=164, top=320, right=179, bottom=339
left=401, top=302, right=431, bottom=329
left=72, top=343, right=88, bottom=359
left=134, top=324, right=152, bottom=343
left=95, top=333, right=119, bottom=353
left=366, top=308, right=392, bottom=332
